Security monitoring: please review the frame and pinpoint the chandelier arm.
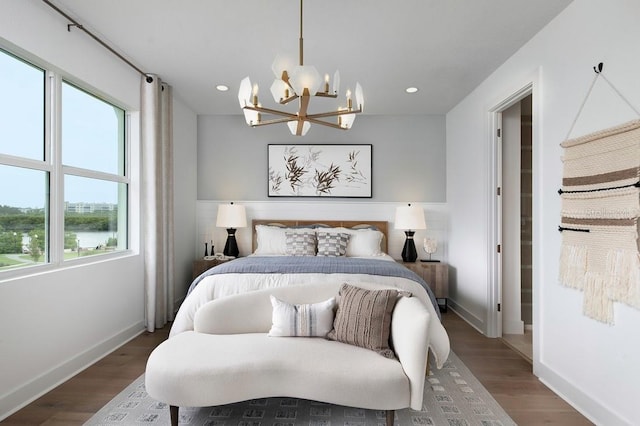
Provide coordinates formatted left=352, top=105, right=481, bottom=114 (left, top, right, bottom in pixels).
left=279, top=95, right=299, bottom=105
left=251, top=117, right=296, bottom=126
left=304, top=117, right=349, bottom=130
left=306, top=108, right=363, bottom=119
left=243, top=105, right=298, bottom=119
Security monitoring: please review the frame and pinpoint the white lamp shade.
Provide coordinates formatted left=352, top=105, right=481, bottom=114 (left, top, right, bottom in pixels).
left=355, top=82, right=364, bottom=110
left=238, top=76, right=252, bottom=108
left=395, top=204, right=426, bottom=230
left=270, top=79, right=290, bottom=103
left=271, top=54, right=295, bottom=80
left=242, top=109, right=259, bottom=125
left=287, top=120, right=311, bottom=136
left=340, top=113, right=356, bottom=129
left=289, top=65, right=321, bottom=96
left=332, top=70, right=340, bottom=95
left=216, top=203, right=247, bottom=228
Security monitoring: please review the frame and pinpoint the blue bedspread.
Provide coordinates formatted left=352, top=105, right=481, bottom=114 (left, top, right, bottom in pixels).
left=189, top=256, right=441, bottom=319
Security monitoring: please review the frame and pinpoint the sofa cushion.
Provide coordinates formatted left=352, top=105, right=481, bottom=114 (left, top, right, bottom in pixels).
left=268, top=295, right=336, bottom=337
left=327, top=283, right=398, bottom=358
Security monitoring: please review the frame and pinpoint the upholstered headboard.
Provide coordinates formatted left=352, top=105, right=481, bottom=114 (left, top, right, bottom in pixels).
left=251, top=219, right=388, bottom=254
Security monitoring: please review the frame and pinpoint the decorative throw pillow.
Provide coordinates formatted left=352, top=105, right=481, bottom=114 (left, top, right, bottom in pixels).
left=327, top=283, right=399, bottom=358
left=268, top=295, right=336, bottom=337
left=316, top=232, right=350, bottom=257
left=285, top=231, right=317, bottom=256
left=254, top=225, right=315, bottom=255
left=344, top=228, right=384, bottom=257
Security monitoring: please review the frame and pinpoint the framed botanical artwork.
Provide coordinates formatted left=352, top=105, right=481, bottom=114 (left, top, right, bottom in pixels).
left=268, top=144, right=372, bottom=197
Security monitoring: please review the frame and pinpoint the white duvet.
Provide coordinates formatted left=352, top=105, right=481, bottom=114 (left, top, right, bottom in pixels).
left=171, top=263, right=451, bottom=368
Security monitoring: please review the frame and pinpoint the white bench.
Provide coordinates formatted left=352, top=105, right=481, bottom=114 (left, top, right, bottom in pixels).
left=145, top=283, right=431, bottom=426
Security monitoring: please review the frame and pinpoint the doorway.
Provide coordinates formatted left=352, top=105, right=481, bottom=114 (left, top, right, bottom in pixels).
left=487, top=81, right=536, bottom=364
left=500, top=95, right=533, bottom=363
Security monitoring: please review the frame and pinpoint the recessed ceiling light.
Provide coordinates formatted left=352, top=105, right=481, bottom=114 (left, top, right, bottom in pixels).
left=405, top=87, right=419, bottom=94
left=216, top=84, right=229, bottom=92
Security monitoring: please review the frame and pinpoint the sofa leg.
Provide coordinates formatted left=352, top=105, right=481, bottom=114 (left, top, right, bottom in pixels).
left=170, top=405, right=179, bottom=426
left=386, top=410, right=394, bottom=426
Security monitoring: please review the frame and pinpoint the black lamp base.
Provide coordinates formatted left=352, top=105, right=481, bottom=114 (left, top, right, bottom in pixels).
left=401, top=230, right=417, bottom=262
left=223, top=228, right=239, bottom=258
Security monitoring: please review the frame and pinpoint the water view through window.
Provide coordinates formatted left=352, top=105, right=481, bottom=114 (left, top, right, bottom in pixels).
left=0, top=48, right=128, bottom=272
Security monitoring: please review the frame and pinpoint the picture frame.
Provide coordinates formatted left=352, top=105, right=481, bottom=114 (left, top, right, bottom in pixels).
left=268, top=144, right=372, bottom=198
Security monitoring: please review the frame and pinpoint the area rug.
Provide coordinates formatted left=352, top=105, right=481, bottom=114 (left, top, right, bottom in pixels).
left=84, top=351, right=515, bottom=426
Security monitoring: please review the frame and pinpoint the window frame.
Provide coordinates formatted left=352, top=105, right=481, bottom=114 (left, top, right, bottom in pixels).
left=0, top=46, right=132, bottom=279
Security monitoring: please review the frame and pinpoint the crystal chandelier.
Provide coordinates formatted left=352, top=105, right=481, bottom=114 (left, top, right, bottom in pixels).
left=237, top=0, right=364, bottom=136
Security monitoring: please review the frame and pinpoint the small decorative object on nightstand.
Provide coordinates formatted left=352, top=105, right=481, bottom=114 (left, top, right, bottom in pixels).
left=395, top=203, right=426, bottom=263
left=421, top=237, right=439, bottom=262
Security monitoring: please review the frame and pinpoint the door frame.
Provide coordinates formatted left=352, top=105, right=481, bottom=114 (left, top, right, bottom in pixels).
left=487, top=80, right=537, bottom=339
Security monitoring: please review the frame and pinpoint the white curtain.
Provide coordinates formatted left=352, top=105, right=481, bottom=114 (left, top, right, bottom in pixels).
left=141, top=74, right=175, bottom=332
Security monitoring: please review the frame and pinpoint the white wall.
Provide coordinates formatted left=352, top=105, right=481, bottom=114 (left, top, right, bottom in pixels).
left=446, top=1, right=640, bottom=424
left=0, top=1, right=199, bottom=419
left=197, top=115, right=447, bottom=202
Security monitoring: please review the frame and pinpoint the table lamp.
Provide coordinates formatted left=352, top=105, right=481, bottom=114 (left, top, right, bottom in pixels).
left=216, top=202, right=247, bottom=258
left=394, top=203, right=426, bottom=262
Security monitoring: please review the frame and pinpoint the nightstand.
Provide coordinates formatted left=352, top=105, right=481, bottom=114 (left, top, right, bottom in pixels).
left=399, top=261, right=449, bottom=312
left=192, top=258, right=231, bottom=280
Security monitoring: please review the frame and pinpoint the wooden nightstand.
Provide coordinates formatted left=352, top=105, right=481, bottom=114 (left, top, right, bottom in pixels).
left=399, top=261, right=449, bottom=312
left=192, top=258, right=231, bottom=280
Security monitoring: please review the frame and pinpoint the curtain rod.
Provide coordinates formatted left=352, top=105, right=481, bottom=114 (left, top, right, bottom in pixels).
left=41, top=0, right=149, bottom=78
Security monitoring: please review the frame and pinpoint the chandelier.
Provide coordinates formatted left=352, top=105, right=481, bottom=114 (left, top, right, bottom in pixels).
left=237, top=0, right=364, bottom=136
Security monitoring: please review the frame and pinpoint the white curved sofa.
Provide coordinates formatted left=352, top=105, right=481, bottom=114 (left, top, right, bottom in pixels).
left=145, top=282, right=431, bottom=426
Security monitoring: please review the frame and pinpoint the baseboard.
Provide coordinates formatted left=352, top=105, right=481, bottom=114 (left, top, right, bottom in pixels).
left=536, top=361, right=631, bottom=426
left=0, top=321, right=145, bottom=421
left=447, top=299, right=485, bottom=334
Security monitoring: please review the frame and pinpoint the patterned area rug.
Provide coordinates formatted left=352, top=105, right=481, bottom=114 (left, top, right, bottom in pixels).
left=84, top=351, right=515, bottom=426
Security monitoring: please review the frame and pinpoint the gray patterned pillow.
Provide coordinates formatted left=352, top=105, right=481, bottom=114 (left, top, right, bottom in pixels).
left=327, top=283, right=399, bottom=358
left=316, top=232, right=350, bottom=257
left=285, top=231, right=316, bottom=256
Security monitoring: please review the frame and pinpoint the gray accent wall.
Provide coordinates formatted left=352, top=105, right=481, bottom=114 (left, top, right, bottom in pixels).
left=197, top=114, right=446, bottom=202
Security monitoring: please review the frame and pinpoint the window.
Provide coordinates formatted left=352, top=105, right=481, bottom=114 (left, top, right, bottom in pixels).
left=0, top=48, right=129, bottom=273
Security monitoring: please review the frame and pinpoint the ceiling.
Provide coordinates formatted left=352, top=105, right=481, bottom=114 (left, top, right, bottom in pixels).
left=52, top=0, right=572, bottom=116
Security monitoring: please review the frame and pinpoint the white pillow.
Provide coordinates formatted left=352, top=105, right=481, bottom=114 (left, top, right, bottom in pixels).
left=254, top=225, right=315, bottom=255
left=268, top=295, right=336, bottom=337
left=345, top=228, right=384, bottom=257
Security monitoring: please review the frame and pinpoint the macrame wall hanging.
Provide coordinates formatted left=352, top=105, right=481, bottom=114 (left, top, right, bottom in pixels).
left=558, top=63, right=640, bottom=324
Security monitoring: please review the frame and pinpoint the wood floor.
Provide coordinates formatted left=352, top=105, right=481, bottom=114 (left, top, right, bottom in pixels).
left=3, top=311, right=592, bottom=425
left=502, top=329, right=533, bottom=363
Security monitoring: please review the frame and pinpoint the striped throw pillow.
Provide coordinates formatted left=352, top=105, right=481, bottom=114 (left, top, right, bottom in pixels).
left=327, top=283, right=399, bottom=358
left=268, top=295, right=336, bottom=337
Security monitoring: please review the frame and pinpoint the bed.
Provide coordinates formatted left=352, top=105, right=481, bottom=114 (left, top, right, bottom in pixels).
left=170, top=219, right=450, bottom=368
